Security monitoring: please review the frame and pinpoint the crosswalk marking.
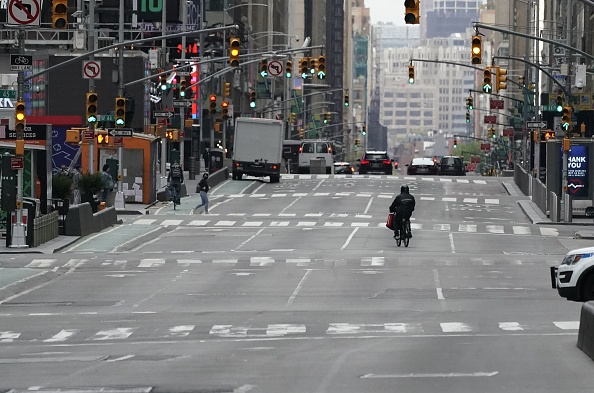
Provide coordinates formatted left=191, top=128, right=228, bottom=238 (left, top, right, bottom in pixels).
left=326, top=323, right=423, bottom=334
left=440, top=178, right=453, bottom=182
left=351, top=222, right=369, bottom=227
left=324, top=222, right=343, bottom=227
left=0, top=331, right=20, bottom=342
left=249, top=194, right=266, bottom=198
left=242, top=221, right=263, bottom=227
left=212, top=259, right=238, bottom=264
left=499, top=322, right=525, bottom=331
left=167, top=325, right=195, bottom=337
left=463, top=198, right=478, bottom=203
left=177, top=259, right=202, bottom=265
left=474, top=180, right=487, bottom=184
left=485, top=199, right=499, bottom=204
left=26, top=259, right=56, bottom=268
left=434, top=224, right=451, bottom=231
left=134, top=219, right=157, bottom=225
left=44, top=329, right=79, bottom=342
left=314, top=192, right=330, bottom=196
left=250, top=257, right=275, bottom=266
left=378, top=194, right=393, bottom=198
left=513, top=226, right=531, bottom=235
left=421, top=197, right=435, bottom=201
left=272, top=193, right=286, bottom=197
left=228, top=213, right=246, bottom=216
left=253, top=213, right=271, bottom=217
left=161, top=219, right=183, bottom=226
left=361, top=257, right=385, bottom=266
left=442, top=197, right=457, bottom=202
left=457, top=179, right=470, bottom=184
left=266, top=324, right=306, bottom=336
left=270, top=221, right=289, bottom=226
left=336, top=192, right=352, bottom=196
left=486, top=225, right=504, bottom=234
left=278, top=213, right=296, bottom=217
left=541, top=227, right=559, bottom=236
left=209, top=325, right=248, bottom=337
left=554, top=321, right=580, bottom=330
left=187, top=220, right=210, bottom=226
left=440, top=322, right=474, bottom=333
left=90, top=328, right=136, bottom=340
left=286, top=258, right=311, bottom=265
left=215, top=220, right=236, bottom=226
left=293, top=193, right=308, bottom=197
left=305, top=213, right=323, bottom=217
left=138, top=259, right=165, bottom=268
left=459, top=224, right=477, bottom=232
left=297, top=221, right=316, bottom=227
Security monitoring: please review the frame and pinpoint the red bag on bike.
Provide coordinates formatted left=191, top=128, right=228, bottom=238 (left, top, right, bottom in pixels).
left=386, top=213, right=394, bottom=230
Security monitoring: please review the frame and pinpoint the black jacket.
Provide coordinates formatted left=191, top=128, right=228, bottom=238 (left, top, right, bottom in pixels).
left=197, top=178, right=209, bottom=193
left=390, top=192, right=416, bottom=214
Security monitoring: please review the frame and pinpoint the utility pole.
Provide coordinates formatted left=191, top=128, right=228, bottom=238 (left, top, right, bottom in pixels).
left=196, top=0, right=205, bottom=177
left=179, top=0, right=187, bottom=169
left=561, top=0, right=574, bottom=223
left=88, top=0, right=96, bottom=174
left=114, top=0, right=126, bottom=210
left=160, top=0, right=168, bottom=183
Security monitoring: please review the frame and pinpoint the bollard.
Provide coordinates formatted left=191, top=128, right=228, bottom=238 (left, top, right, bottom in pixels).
left=189, top=156, right=196, bottom=180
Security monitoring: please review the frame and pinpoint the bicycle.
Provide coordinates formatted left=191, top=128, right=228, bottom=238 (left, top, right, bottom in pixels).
left=394, top=217, right=411, bottom=247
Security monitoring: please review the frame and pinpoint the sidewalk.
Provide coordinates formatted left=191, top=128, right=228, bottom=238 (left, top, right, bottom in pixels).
left=0, top=235, right=79, bottom=254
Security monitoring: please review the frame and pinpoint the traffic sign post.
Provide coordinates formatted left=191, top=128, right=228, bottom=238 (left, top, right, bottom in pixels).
left=173, top=100, right=192, bottom=108
left=10, top=54, right=32, bottom=71
left=0, top=90, right=16, bottom=99
left=7, top=0, right=41, bottom=26
left=527, top=121, right=547, bottom=129
left=154, top=111, right=174, bottom=118
left=108, top=128, right=133, bottom=137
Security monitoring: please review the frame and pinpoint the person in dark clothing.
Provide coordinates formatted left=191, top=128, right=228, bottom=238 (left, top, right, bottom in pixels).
left=194, top=173, right=210, bottom=214
left=389, top=185, right=416, bottom=238
left=167, top=162, right=184, bottom=204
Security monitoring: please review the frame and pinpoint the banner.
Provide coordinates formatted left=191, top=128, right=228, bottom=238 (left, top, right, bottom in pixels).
left=565, top=145, right=589, bottom=198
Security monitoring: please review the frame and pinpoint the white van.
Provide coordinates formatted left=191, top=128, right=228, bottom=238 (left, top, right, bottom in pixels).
left=298, top=140, right=335, bottom=174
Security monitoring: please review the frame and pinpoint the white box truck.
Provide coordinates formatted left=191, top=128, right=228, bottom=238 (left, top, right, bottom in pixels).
left=232, top=117, right=284, bottom=183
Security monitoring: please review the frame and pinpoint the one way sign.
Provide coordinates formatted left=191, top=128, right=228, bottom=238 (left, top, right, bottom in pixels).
left=154, top=111, right=174, bottom=118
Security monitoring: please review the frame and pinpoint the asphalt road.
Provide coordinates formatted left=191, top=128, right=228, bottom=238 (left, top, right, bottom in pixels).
left=0, top=174, right=592, bottom=393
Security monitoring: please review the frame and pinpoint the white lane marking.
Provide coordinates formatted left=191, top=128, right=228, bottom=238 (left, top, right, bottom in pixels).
left=377, top=194, right=393, bottom=199
left=361, top=372, right=499, bottom=378
left=112, top=227, right=162, bottom=253
left=421, top=197, right=435, bottom=201
left=249, top=194, right=266, bottom=198
left=324, top=222, right=344, bottom=227
left=43, top=329, right=80, bottom=343
left=171, top=250, right=193, bottom=254
left=327, top=323, right=423, bottom=334
left=361, top=257, right=384, bottom=266
left=449, top=233, right=456, bottom=254
left=167, top=325, right=195, bottom=337
left=177, top=259, right=202, bottom=265
left=313, top=180, right=325, bottom=192
left=271, top=194, right=286, bottom=198
left=441, top=322, right=473, bottom=332
left=351, top=222, right=369, bottom=227
left=250, top=257, right=275, bottom=266
left=335, top=192, right=352, bottom=196
left=286, top=258, right=311, bottom=266
left=554, top=321, right=580, bottom=330
left=458, top=224, right=477, bottom=232
left=253, top=213, right=271, bottom=217
left=215, top=220, right=236, bottom=226
left=540, top=227, right=559, bottom=236
left=330, top=213, right=348, bottom=218
left=363, top=196, right=374, bottom=215
left=279, top=213, right=297, bottom=217
left=280, top=196, right=302, bottom=215
left=287, top=269, right=312, bottom=306
left=187, top=220, right=210, bottom=226
left=242, top=222, right=263, bottom=227
left=228, top=213, right=246, bottom=216
left=138, top=259, right=165, bottom=268
left=433, top=269, right=445, bottom=300
left=251, top=182, right=266, bottom=194
left=463, top=198, right=478, bottom=203
left=434, top=224, right=451, bottom=231
left=456, top=179, right=470, bottom=183
left=237, top=228, right=266, bottom=250
left=305, top=213, right=323, bottom=217
left=212, top=259, right=238, bottom=264
left=486, top=225, right=504, bottom=234
left=485, top=199, right=499, bottom=204
left=357, top=193, right=372, bottom=197
left=513, top=226, right=531, bottom=235
left=210, top=325, right=249, bottom=337
left=474, top=180, right=487, bottom=184
left=26, top=259, right=56, bottom=268
left=270, top=221, right=290, bottom=227
left=90, top=328, right=135, bottom=340
left=229, top=194, right=246, bottom=198
left=0, top=331, right=20, bottom=342
left=499, top=322, right=524, bottom=331
left=355, top=214, right=371, bottom=219
left=105, top=354, right=136, bottom=362
left=161, top=219, right=183, bottom=226
left=341, top=227, right=359, bottom=250
left=133, top=219, right=157, bottom=225
left=411, top=223, right=422, bottom=230
left=293, top=193, right=308, bottom=197
left=297, top=221, right=316, bottom=227
left=266, top=324, right=306, bottom=336
left=314, top=192, right=330, bottom=196
left=439, top=178, right=453, bottom=182
left=442, top=197, right=457, bottom=202
left=62, top=259, right=87, bottom=268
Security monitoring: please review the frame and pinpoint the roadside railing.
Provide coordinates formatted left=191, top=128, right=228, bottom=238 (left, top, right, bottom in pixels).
left=514, top=164, right=531, bottom=196
left=532, top=176, right=548, bottom=215
left=33, top=211, right=59, bottom=247
left=549, top=191, right=560, bottom=223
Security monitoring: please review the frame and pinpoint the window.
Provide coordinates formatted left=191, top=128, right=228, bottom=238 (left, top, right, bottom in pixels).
left=385, top=92, right=394, bottom=98
left=396, top=119, right=407, bottom=125
left=396, top=111, right=407, bottom=116
left=384, top=110, right=394, bottom=116
left=423, top=111, right=433, bottom=117
left=316, top=143, right=329, bottom=153
left=410, top=111, right=421, bottom=117
left=410, top=93, right=421, bottom=99
left=301, top=143, right=314, bottom=153
left=207, top=0, right=224, bottom=11
left=410, top=119, right=421, bottom=126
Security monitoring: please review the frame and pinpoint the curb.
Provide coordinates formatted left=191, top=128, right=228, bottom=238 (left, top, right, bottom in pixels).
left=116, top=210, right=145, bottom=215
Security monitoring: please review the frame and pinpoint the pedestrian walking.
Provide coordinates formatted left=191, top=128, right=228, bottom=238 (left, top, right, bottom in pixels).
left=100, top=163, right=114, bottom=203
left=194, top=173, right=210, bottom=214
left=71, top=165, right=82, bottom=205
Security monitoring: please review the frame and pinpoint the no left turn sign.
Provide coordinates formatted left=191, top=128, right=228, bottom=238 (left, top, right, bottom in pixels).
left=267, top=60, right=283, bottom=77
left=83, top=60, right=102, bottom=79
left=7, top=0, right=41, bottom=26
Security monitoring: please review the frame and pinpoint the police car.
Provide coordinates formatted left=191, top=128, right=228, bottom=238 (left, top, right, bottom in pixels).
left=551, top=246, right=594, bottom=301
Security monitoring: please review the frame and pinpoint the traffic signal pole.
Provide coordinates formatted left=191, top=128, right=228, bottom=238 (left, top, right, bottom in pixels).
left=114, top=0, right=125, bottom=209
left=88, top=0, right=96, bottom=174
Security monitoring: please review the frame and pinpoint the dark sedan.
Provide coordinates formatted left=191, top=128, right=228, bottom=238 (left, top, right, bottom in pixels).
left=359, top=151, right=392, bottom=175
left=407, top=157, right=439, bottom=175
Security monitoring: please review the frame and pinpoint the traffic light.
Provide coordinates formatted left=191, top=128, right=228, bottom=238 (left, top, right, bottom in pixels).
left=482, top=67, right=492, bottom=93
left=96, top=133, right=109, bottom=146
left=323, top=112, right=331, bottom=124
left=165, top=129, right=179, bottom=141
left=408, top=65, right=415, bottom=84
left=285, top=60, right=293, bottom=78
left=86, top=92, right=98, bottom=125
left=298, top=128, right=304, bottom=139
left=209, top=94, right=217, bottom=114
left=224, top=82, right=231, bottom=97
left=52, top=0, right=68, bottom=29
left=465, top=111, right=470, bottom=123
left=115, top=97, right=126, bottom=127
left=362, top=125, right=367, bottom=136
left=404, top=0, right=420, bottom=24
left=471, top=35, right=482, bottom=64
left=289, top=112, right=296, bottom=123
left=466, top=95, right=473, bottom=110
left=259, top=59, right=268, bottom=77
left=317, top=55, right=326, bottom=79
left=249, top=91, right=256, bottom=108
left=309, top=58, right=317, bottom=75
left=229, top=38, right=240, bottom=67
left=300, top=58, right=309, bottom=79
left=519, top=76, right=525, bottom=86
left=561, top=106, right=572, bottom=132
left=490, top=128, right=497, bottom=139
left=542, top=130, right=556, bottom=141
left=496, top=67, right=507, bottom=92
left=344, top=92, right=350, bottom=107
left=556, top=96, right=563, bottom=112
left=453, top=139, right=458, bottom=148
left=179, top=77, right=187, bottom=97
left=160, top=74, right=168, bottom=91
left=222, top=101, right=229, bottom=120
left=14, top=100, right=25, bottom=132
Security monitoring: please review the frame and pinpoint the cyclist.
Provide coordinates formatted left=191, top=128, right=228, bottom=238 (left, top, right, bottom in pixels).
left=167, top=162, right=184, bottom=205
left=389, top=185, right=416, bottom=239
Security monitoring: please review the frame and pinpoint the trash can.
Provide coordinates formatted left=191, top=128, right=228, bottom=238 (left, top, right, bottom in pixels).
left=52, top=198, right=69, bottom=235
left=209, top=148, right=224, bottom=173
left=22, top=198, right=39, bottom=247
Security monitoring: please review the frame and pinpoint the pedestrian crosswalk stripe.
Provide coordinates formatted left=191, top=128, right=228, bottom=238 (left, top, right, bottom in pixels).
left=541, top=227, right=558, bottom=236
left=167, top=325, right=195, bottom=337
left=272, top=193, right=286, bottom=197
left=0, top=331, right=20, bottom=342
left=463, top=198, right=478, bottom=203
left=440, top=178, right=453, bottom=182
left=228, top=213, right=246, bottom=216
left=286, top=258, right=311, bottom=265
left=314, top=192, right=330, bottom=196
left=486, top=225, right=504, bottom=234
left=442, top=197, right=456, bottom=202
left=421, top=197, right=435, bottom=201
left=161, top=219, right=183, bottom=226
left=270, top=221, right=289, bottom=226
left=215, top=220, right=236, bottom=226
left=513, top=226, right=531, bottom=235
left=357, top=193, right=372, bottom=197
left=188, top=220, right=210, bottom=226
left=434, top=224, right=450, bottom=231
left=279, top=213, right=296, bottom=217
left=351, top=222, right=369, bottom=227
left=485, top=199, right=499, bottom=204
left=297, top=221, right=316, bottom=226
left=457, top=179, right=470, bottom=183
left=266, top=324, right=306, bottom=336
left=305, top=213, right=323, bottom=217
left=499, top=322, right=524, bottom=331
left=212, top=259, right=238, bottom=264
left=336, top=192, right=352, bottom=196
left=253, top=213, right=271, bottom=217
left=411, top=223, right=422, bottom=230
left=554, top=321, right=580, bottom=330
left=249, top=194, right=266, bottom=198
left=459, top=224, right=477, bottom=232
left=91, top=328, right=135, bottom=340
left=134, top=219, right=157, bottom=225
left=177, top=259, right=202, bottom=265
left=330, top=213, right=348, bottom=217
left=26, top=259, right=57, bottom=268
left=378, top=194, right=393, bottom=198
left=138, top=259, right=165, bottom=268
left=475, top=180, right=487, bottom=184
left=250, top=257, right=275, bottom=266
left=324, top=222, right=343, bottom=227
left=293, top=193, right=308, bottom=197
left=356, top=214, right=372, bottom=218
left=361, top=257, right=384, bottom=266
left=44, top=329, right=79, bottom=342
left=440, top=322, right=474, bottom=332
left=242, top=221, right=263, bottom=227
left=229, top=194, right=245, bottom=198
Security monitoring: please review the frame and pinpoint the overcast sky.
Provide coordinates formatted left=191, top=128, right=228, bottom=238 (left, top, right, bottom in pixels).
left=365, top=0, right=405, bottom=26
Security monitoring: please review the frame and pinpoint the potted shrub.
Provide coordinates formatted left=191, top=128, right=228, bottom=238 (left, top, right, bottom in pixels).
left=52, top=174, right=72, bottom=215
left=79, top=172, right=103, bottom=212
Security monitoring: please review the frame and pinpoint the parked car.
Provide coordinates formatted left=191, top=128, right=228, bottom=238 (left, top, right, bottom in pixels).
left=334, top=162, right=354, bottom=174
left=406, top=157, right=439, bottom=175
left=551, top=246, right=594, bottom=301
left=358, top=151, right=392, bottom=175
left=438, top=156, right=466, bottom=176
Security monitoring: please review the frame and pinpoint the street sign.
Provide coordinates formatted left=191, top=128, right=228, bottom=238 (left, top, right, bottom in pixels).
left=112, top=137, right=124, bottom=146
left=82, top=130, right=94, bottom=140
left=10, top=54, right=32, bottom=71
left=490, top=99, right=504, bottom=110
left=527, top=121, right=547, bottom=129
left=108, top=128, right=133, bottom=137
left=98, top=114, right=115, bottom=121
left=10, top=157, right=24, bottom=170
left=176, top=71, right=191, bottom=76
left=2, top=124, right=46, bottom=140
left=173, top=100, right=192, bottom=108
left=82, top=60, right=102, bottom=79
left=0, top=90, right=16, bottom=99
left=480, top=143, right=491, bottom=151
left=7, top=0, right=41, bottom=26
left=502, top=128, right=514, bottom=137
left=154, top=111, right=175, bottom=118
left=267, top=60, right=283, bottom=77
left=484, top=115, right=497, bottom=124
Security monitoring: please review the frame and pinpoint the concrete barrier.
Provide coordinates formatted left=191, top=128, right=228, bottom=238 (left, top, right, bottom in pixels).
left=577, top=301, right=594, bottom=360
left=157, top=184, right=188, bottom=202
left=64, top=203, right=118, bottom=237
left=206, top=167, right=229, bottom=190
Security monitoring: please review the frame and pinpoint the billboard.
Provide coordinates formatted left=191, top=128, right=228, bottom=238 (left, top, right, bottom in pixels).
left=566, top=145, right=589, bottom=198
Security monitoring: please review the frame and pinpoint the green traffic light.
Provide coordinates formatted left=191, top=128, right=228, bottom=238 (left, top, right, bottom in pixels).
left=556, top=105, right=563, bottom=112
left=408, top=78, right=414, bottom=84
left=250, top=102, right=256, bottom=108
left=115, top=118, right=125, bottom=126
left=317, top=71, right=326, bottom=80
left=301, top=72, right=308, bottom=79
left=483, top=84, right=492, bottom=93
left=87, top=115, right=97, bottom=123
left=286, top=72, right=292, bottom=78
left=180, top=90, right=186, bottom=97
